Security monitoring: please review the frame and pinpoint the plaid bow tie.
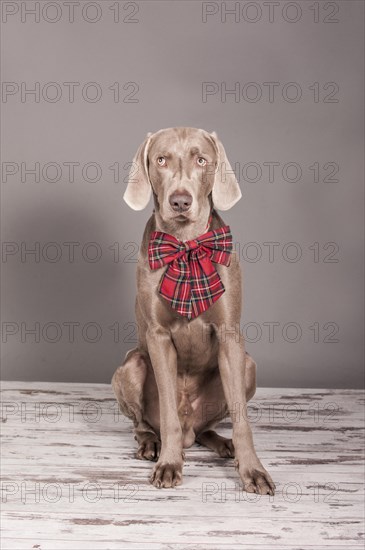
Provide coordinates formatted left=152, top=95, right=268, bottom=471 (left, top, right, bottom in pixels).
left=148, top=225, right=233, bottom=319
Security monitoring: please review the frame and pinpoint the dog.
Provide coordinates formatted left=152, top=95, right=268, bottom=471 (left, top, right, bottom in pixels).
left=112, top=127, right=275, bottom=494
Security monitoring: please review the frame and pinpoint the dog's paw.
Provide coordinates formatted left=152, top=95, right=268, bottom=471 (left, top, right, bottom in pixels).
left=216, top=438, right=235, bottom=458
left=150, top=461, right=183, bottom=488
left=136, top=439, right=161, bottom=461
left=236, top=460, right=275, bottom=496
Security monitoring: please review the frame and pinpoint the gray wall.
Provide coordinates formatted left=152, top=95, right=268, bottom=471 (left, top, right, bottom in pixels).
left=1, top=0, right=364, bottom=388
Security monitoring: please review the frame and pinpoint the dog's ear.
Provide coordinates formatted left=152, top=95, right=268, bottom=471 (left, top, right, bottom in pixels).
left=210, top=131, right=242, bottom=211
left=123, top=133, right=153, bottom=210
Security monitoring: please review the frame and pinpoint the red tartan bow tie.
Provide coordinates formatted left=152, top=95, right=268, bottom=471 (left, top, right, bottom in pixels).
left=148, top=225, right=233, bottom=319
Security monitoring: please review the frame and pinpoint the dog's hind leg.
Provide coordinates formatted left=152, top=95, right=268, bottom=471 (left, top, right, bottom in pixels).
left=112, top=349, right=161, bottom=461
left=195, top=353, right=257, bottom=458
left=197, top=430, right=235, bottom=458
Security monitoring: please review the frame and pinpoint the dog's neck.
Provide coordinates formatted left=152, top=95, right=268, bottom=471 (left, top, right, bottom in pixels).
left=153, top=204, right=213, bottom=242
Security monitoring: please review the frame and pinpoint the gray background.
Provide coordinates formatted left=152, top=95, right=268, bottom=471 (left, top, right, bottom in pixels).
left=1, top=0, right=364, bottom=388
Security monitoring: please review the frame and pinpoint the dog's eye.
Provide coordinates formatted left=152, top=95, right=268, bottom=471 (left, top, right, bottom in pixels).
left=157, top=157, right=166, bottom=167
left=197, top=157, right=207, bottom=167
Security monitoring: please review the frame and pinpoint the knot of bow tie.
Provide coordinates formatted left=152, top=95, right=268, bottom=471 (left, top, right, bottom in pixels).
left=180, top=239, right=199, bottom=252
left=148, top=225, right=233, bottom=319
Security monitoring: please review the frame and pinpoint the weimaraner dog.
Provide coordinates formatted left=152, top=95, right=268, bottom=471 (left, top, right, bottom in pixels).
left=112, top=127, right=275, bottom=494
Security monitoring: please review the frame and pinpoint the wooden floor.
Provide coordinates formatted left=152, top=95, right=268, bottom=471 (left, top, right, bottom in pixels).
left=1, top=382, right=364, bottom=549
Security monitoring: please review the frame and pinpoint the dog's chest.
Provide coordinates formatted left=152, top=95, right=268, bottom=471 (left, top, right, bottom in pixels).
left=170, top=318, right=218, bottom=372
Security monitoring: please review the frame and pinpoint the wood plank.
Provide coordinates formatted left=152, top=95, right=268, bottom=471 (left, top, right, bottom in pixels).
left=1, top=513, right=364, bottom=548
left=1, top=381, right=364, bottom=549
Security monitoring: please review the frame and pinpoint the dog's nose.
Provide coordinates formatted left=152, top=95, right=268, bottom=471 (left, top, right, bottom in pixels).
left=169, top=192, right=192, bottom=212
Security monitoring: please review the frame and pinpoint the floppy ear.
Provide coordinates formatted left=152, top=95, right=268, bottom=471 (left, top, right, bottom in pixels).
left=123, top=133, right=152, bottom=210
left=210, top=131, right=242, bottom=211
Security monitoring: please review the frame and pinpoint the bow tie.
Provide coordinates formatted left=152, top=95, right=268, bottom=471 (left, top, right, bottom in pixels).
left=148, top=225, right=233, bottom=319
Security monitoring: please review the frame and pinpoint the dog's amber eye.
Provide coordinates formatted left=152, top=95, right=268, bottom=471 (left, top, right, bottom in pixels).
left=197, top=157, right=207, bottom=167
left=157, top=157, right=166, bottom=167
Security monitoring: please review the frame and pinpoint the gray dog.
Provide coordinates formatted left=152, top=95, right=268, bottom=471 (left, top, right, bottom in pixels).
left=112, top=127, right=275, bottom=495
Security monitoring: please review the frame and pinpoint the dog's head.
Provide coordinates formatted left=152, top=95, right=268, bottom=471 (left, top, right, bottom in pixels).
left=123, top=127, right=241, bottom=222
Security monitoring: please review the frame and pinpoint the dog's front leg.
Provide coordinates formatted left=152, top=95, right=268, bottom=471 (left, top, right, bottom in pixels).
left=146, top=326, right=184, bottom=488
left=217, top=328, right=275, bottom=495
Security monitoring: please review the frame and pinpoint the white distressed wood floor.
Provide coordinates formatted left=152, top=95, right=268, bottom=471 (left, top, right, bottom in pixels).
left=0, top=382, right=364, bottom=549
